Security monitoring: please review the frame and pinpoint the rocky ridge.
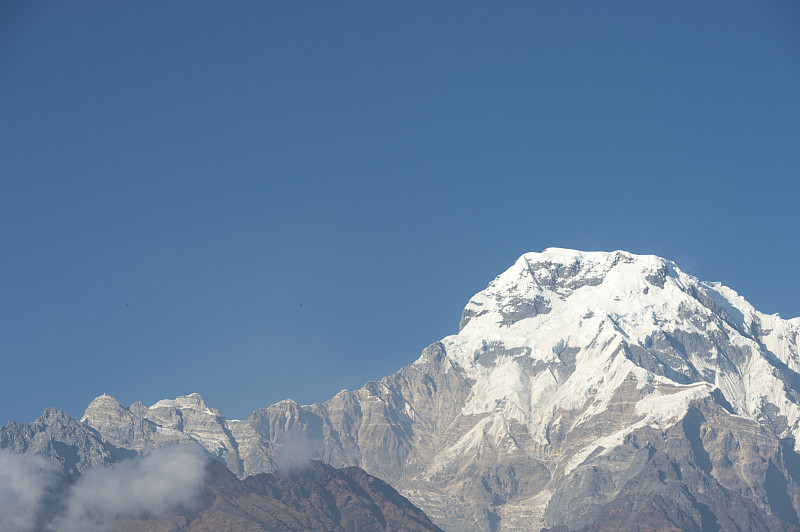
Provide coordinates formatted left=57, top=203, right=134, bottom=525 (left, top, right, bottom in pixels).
left=0, top=406, right=131, bottom=474
left=116, top=459, right=443, bottom=532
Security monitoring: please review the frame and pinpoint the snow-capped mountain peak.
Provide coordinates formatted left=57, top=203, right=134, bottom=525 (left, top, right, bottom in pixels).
left=441, top=249, right=800, bottom=457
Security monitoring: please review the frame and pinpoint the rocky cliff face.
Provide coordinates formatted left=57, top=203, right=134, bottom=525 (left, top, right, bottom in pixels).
left=0, top=406, right=128, bottom=474
left=11, top=249, right=800, bottom=530
left=81, top=392, right=273, bottom=476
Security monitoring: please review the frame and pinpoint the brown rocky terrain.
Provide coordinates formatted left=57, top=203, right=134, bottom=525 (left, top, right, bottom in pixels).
left=115, top=459, right=442, bottom=532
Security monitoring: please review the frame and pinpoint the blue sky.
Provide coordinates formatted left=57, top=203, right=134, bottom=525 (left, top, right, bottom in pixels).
left=2, top=1, right=799, bottom=424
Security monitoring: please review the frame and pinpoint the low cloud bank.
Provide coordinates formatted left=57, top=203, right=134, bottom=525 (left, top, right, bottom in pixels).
left=0, top=445, right=207, bottom=532
left=52, top=445, right=207, bottom=532
left=0, top=451, right=58, bottom=531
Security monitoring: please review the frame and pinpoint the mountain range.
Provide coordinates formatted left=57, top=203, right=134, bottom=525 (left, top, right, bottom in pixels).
left=4, top=248, right=800, bottom=531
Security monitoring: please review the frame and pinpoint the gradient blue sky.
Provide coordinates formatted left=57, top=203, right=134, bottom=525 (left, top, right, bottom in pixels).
left=2, top=1, right=799, bottom=424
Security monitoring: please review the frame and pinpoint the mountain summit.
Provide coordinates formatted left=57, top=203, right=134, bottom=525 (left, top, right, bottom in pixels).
left=451, top=248, right=800, bottom=455
left=10, top=249, right=800, bottom=530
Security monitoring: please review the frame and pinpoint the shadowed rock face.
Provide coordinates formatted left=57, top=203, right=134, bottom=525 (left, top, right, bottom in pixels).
left=8, top=249, right=800, bottom=531
left=116, top=459, right=443, bottom=532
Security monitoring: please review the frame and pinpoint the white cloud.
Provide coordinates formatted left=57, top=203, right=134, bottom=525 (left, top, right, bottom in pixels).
left=0, top=445, right=208, bottom=532
left=51, top=445, right=207, bottom=532
left=274, top=432, right=321, bottom=470
left=0, top=450, right=58, bottom=532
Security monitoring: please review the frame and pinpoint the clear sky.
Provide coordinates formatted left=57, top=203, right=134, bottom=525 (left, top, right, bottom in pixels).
left=2, top=1, right=799, bottom=424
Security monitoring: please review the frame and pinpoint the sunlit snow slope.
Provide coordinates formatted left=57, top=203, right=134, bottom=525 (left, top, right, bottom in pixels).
left=445, top=248, right=800, bottom=461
